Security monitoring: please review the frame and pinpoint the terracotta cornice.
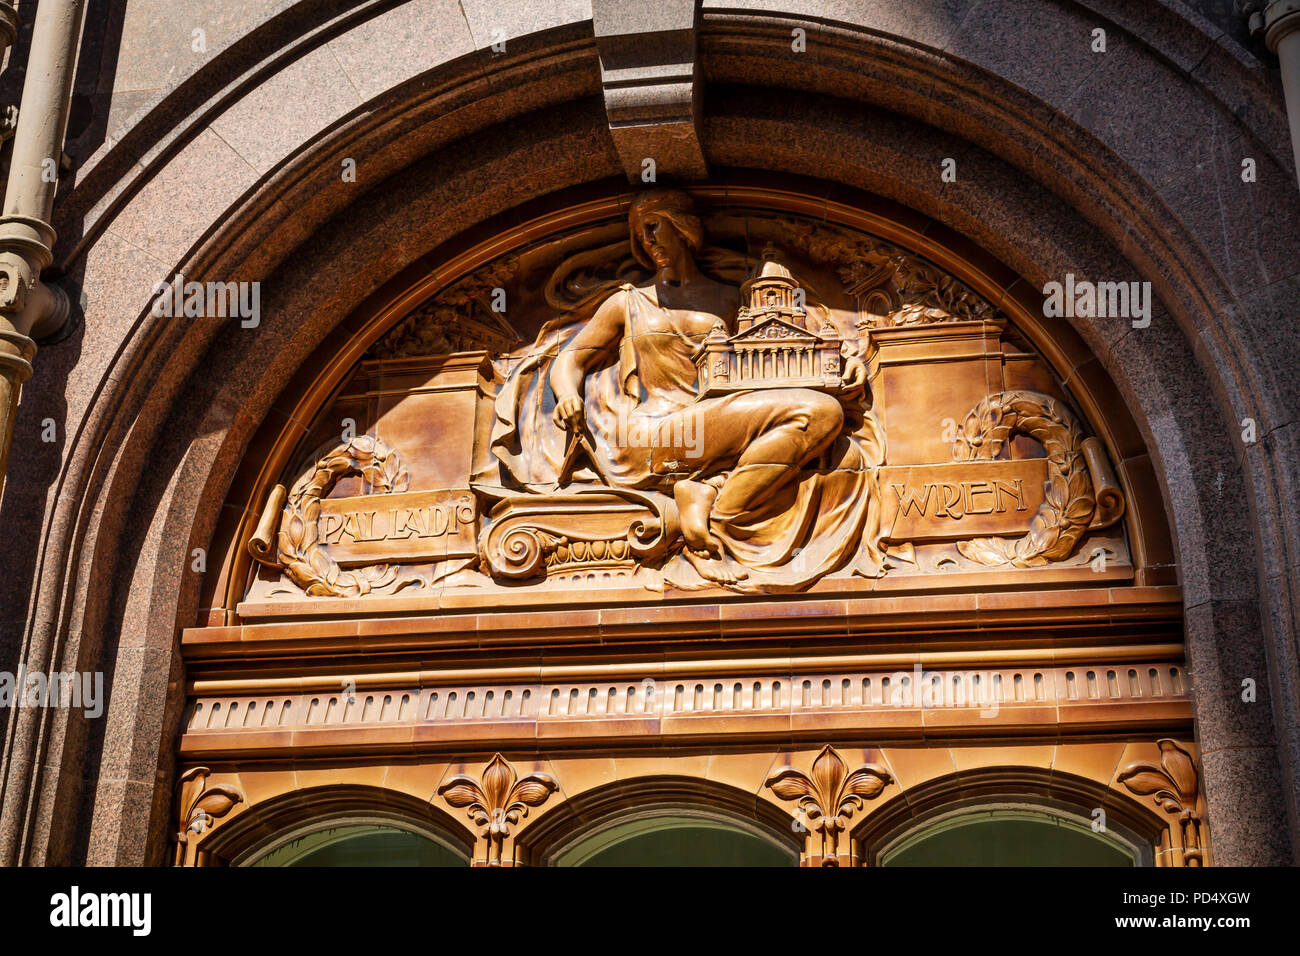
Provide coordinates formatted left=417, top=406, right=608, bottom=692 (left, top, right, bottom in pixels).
left=187, top=642, right=1187, bottom=695
left=182, top=585, right=1183, bottom=661
left=179, top=657, right=1195, bottom=761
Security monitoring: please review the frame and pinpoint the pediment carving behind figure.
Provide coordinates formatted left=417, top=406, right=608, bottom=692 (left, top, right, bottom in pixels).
left=246, top=190, right=1128, bottom=604
left=371, top=258, right=523, bottom=359
left=775, top=219, right=1002, bottom=328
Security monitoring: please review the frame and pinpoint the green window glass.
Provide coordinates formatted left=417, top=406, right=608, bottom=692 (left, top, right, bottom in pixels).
left=880, top=808, right=1138, bottom=867
left=555, top=815, right=797, bottom=867
left=250, top=823, right=468, bottom=867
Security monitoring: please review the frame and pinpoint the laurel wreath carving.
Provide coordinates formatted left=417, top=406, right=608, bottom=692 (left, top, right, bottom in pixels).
left=276, top=436, right=412, bottom=597
left=951, top=390, right=1096, bottom=567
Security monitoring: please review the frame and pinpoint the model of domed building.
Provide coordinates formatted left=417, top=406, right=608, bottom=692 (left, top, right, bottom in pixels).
left=696, top=246, right=843, bottom=397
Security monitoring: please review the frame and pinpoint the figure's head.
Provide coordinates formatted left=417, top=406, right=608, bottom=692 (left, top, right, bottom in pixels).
left=628, top=190, right=704, bottom=271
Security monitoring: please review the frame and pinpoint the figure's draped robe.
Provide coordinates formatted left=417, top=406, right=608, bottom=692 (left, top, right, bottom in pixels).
left=478, top=284, right=888, bottom=593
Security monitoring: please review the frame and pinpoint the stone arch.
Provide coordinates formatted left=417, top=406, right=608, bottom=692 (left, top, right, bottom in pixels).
left=515, top=774, right=802, bottom=867
left=853, top=766, right=1173, bottom=868
left=189, top=782, right=476, bottom=867
left=0, top=0, right=1293, bottom=866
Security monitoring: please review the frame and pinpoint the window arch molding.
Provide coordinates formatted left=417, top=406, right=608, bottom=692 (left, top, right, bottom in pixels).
left=233, top=812, right=469, bottom=868
left=515, top=775, right=802, bottom=867
left=871, top=799, right=1151, bottom=867
left=194, top=784, right=476, bottom=867
left=853, top=767, right=1168, bottom=867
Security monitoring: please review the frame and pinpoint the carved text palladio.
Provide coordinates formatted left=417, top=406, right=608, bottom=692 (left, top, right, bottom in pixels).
left=317, top=490, right=477, bottom=564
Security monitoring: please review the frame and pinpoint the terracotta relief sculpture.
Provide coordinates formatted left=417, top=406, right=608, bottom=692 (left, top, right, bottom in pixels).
left=250, top=435, right=424, bottom=597
left=438, top=754, right=559, bottom=866
left=246, top=190, right=1129, bottom=602
left=173, top=768, right=243, bottom=867
left=479, top=191, right=887, bottom=590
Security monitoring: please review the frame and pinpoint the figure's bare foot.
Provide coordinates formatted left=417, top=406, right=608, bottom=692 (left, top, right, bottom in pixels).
left=675, top=479, right=747, bottom=585
left=674, top=480, right=718, bottom=553
left=684, top=547, right=748, bottom=586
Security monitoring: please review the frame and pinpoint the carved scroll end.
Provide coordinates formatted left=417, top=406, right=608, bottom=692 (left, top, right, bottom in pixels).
left=248, top=483, right=288, bottom=566
left=483, top=524, right=553, bottom=580
left=1081, top=437, right=1125, bottom=529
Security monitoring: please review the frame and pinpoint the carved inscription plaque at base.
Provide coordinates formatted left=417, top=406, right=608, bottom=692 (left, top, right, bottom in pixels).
left=880, top=460, right=1044, bottom=542
left=317, top=489, right=477, bottom=565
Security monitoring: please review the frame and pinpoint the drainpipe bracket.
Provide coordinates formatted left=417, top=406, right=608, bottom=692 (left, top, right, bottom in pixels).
left=0, top=322, right=36, bottom=386
left=30, top=279, right=73, bottom=345
left=0, top=214, right=58, bottom=334
left=1265, top=1, right=1300, bottom=50
left=1241, top=0, right=1300, bottom=47
left=0, top=215, right=57, bottom=259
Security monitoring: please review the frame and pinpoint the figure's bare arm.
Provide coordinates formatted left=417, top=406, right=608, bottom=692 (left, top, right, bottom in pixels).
left=550, top=292, right=626, bottom=429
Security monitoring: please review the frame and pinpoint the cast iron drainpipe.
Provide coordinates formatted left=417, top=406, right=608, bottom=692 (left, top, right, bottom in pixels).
left=1246, top=1, right=1300, bottom=188
left=0, top=0, right=84, bottom=866
left=0, top=0, right=85, bottom=499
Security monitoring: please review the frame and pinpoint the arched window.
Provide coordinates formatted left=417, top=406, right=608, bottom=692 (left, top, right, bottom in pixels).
left=873, top=801, right=1151, bottom=867
left=196, top=788, right=476, bottom=868
left=245, top=819, right=468, bottom=867
left=551, top=811, right=797, bottom=867
left=517, top=779, right=802, bottom=867
left=552, top=812, right=797, bottom=867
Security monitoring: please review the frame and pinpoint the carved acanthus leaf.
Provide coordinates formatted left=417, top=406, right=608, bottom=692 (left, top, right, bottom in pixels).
left=776, top=219, right=1000, bottom=327
left=1117, top=740, right=1204, bottom=866
left=1117, top=740, right=1199, bottom=809
left=174, top=767, right=245, bottom=864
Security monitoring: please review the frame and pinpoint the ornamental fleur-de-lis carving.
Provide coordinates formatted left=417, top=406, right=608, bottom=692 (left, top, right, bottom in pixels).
left=173, top=767, right=243, bottom=866
left=765, top=745, right=893, bottom=866
left=438, top=754, right=559, bottom=865
left=1117, top=739, right=1204, bottom=866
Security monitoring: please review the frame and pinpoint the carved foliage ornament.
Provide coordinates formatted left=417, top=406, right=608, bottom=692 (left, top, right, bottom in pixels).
left=438, top=753, right=559, bottom=865
left=765, top=745, right=893, bottom=865
left=1117, top=739, right=1204, bottom=866
left=376, top=216, right=1000, bottom=369
left=777, top=219, right=999, bottom=327
left=369, top=258, right=521, bottom=359
left=952, top=390, right=1119, bottom=567
left=249, top=435, right=423, bottom=597
left=174, top=767, right=243, bottom=866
